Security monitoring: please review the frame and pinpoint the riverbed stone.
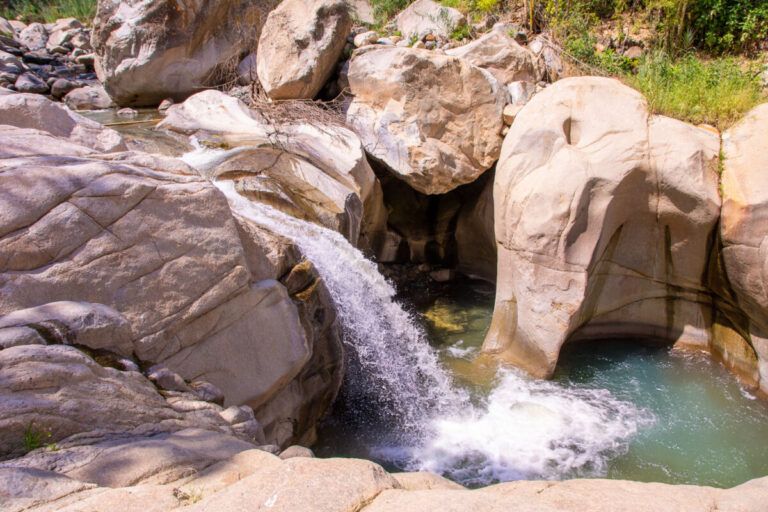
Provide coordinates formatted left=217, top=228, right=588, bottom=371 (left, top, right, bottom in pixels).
left=346, top=46, right=506, bottom=194
left=483, top=77, right=721, bottom=378
left=256, top=0, right=351, bottom=100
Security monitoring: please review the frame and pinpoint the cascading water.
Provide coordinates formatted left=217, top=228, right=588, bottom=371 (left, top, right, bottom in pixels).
left=184, top=145, right=653, bottom=487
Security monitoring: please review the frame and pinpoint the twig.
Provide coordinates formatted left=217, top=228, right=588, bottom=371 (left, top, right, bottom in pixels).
left=103, top=119, right=163, bottom=126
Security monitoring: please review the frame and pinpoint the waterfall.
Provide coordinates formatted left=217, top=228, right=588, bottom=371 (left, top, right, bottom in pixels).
left=211, top=178, right=653, bottom=486
left=213, top=180, right=465, bottom=445
left=179, top=134, right=655, bottom=486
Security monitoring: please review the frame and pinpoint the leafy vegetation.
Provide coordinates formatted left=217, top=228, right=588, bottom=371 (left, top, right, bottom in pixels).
left=22, top=421, right=52, bottom=453
left=625, top=53, right=764, bottom=129
left=0, top=0, right=96, bottom=24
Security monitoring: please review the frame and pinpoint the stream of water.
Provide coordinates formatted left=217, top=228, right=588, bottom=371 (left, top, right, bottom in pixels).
left=167, top=131, right=768, bottom=490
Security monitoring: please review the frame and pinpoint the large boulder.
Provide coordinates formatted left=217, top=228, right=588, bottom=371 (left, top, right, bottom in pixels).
left=91, top=0, right=275, bottom=106
left=445, top=28, right=540, bottom=85
left=0, top=106, right=343, bottom=446
left=0, top=93, right=125, bottom=152
left=256, top=0, right=351, bottom=100
left=720, top=103, right=768, bottom=393
left=346, top=47, right=506, bottom=195
left=483, top=77, right=721, bottom=378
left=159, top=90, right=387, bottom=253
left=394, top=0, right=464, bottom=40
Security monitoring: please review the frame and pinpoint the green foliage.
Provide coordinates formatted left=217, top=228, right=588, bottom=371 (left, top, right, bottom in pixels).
left=624, top=53, right=765, bottom=128
left=22, top=421, right=52, bottom=453
left=474, top=0, right=501, bottom=12
left=0, top=0, right=96, bottom=23
left=687, top=0, right=768, bottom=53
left=370, top=0, right=411, bottom=24
left=451, top=23, right=471, bottom=40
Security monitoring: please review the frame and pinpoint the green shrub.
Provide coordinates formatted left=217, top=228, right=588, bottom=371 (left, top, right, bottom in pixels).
left=624, top=53, right=765, bottom=128
left=370, top=0, right=411, bottom=23
left=0, top=0, right=96, bottom=24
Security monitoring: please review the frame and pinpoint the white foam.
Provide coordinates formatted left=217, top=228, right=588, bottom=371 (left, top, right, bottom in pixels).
left=410, top=368, right=655, bottom=486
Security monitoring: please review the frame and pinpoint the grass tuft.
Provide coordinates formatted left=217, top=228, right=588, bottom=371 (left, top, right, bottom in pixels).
left=1, top=0, right=97, bottom=24
left=623, top=53, right=766, bottom=130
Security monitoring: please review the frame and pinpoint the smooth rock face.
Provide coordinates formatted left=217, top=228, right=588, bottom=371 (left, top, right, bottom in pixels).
left=721, top=103, right=768, bottom=393
left=347, top=47, right=506, bottom=195
left=0, top=117, right=343, bottom=446
left=395, top=0, right=464, bottom=40
left=445, top=29, right=539, bottom=85
left=1, top=428, right=257, bottom=490
left=484, top=77, right=721, bottom=378
left=0, top=345, right=184, bottom=457
left=256, top=0, right=351, bottom=100
left=185, top=457, right=400, bottom=512
left=0, top=302, right=132, bottom=357
left=0, top=93, right=125, bottom=152
left=159, top=90, right=387, bottom=253
left=92, top=0, right=273, bottom=106
left=63, top=84, right=114, bottom=110
left=6, top=446, right=768, bottom=512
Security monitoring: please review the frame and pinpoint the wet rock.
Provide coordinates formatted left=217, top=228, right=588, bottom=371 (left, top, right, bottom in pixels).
left=720, top=103, right=768, bottom=394
left=117, top=107, right=138, bottom=118
left=158, top=90, right=387, bottom=253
